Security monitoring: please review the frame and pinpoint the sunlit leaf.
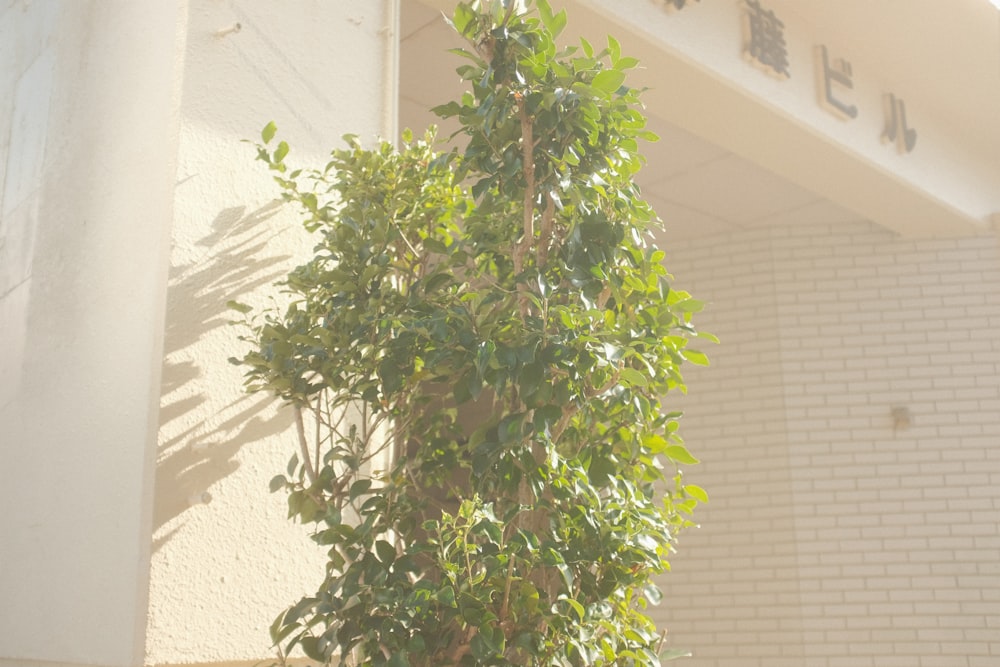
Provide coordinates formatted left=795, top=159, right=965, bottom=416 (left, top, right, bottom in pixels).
left=684, top=484, right=709, bottom=503
left=665, top=445, right=700, bottom=465
left=261, top=120, right=277, bottom=144
left=592, top=69, right=626, bottom=94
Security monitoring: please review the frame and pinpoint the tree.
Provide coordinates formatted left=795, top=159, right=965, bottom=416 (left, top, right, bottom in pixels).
left=232, top=1, right=713, bottom=664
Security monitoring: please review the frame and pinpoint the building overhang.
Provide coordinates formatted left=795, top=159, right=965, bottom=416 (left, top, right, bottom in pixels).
left=409, top=0, right=1000, bottom=238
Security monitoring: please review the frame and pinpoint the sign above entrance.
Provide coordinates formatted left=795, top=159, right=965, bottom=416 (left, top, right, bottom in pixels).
left=576, top=0, right=996, bottom=234
left=654, top=0, right=919, bottom=155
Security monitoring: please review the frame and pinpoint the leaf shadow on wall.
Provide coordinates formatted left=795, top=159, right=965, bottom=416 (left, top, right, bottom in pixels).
left=153, top=202, right=295, bottom=553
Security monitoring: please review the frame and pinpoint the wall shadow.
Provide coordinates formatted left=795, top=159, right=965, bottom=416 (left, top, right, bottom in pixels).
left=152, top=202, right=295, bottom=553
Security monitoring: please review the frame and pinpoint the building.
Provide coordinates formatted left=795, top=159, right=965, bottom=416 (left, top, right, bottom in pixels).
left=0, top=1, right=997, bottom=666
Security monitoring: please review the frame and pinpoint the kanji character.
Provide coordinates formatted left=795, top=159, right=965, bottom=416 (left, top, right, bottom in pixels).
left=662, top=0, right=700, bottom=12
left=742, top=0, right=789, bottom=79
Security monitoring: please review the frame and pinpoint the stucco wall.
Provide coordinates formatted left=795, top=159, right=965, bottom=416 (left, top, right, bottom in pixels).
left=145, top=2, right=397, bottom=665
left=0, top=1, right=184, bottom=666
left=656, top=222, right=1000, bottom=666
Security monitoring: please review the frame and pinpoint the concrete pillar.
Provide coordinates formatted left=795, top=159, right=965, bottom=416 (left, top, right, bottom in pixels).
left=0, top=2, right=184, bottom=666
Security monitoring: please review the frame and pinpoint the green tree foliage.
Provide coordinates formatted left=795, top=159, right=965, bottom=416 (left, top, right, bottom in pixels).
left=232, top=1, right=713, bottom=664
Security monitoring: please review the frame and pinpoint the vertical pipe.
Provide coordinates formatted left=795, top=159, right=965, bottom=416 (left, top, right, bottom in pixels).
left=383, top=0, right=401, bottom=145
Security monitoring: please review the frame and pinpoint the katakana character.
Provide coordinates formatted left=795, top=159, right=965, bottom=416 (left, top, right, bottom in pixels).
left=882, top=93, right=917, bottom=153
left=816, top=45, right=857, bottom=120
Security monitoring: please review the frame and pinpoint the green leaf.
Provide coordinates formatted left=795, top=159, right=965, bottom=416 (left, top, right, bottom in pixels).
left=592, top=69, right=626, bottom=95
left=459, top=592, right=489, bottom=625
left=551, top=9, right=567, bottom=38
left=470, top=633, right=492, bottom=660
left=619, top=367, right=649, bottom=387
left=436, top=586, right=457, bottom=607
left=261, top=121, right=277, bottom=144
left=300, top=636, right=324, bottom=662
left=642, top=433, right=668, bottom=453
left=407, top=635, right=426, bottom=654
left=661, top=648, right=694, bottom=661
left=476, top=340, right=495, bottom=378
left=682, top=349, right=710, bottom=366
left=269, top=609, right=298, bottom=644
left=432, top=101, right=462, bottom=118
left=226, top=300, right=253, bottom=314
left=273, top=140, right=289, bottom=163
left=349, top=479, right=372, bottom=501
left=497, top=413, right=524, bottom=443
left=452, top=3, right=476, bottom=35
left=375, top=539, right=396, bottom=566
left=588, top=454, right=616, bottom=484
left=673, top=297, right=705, bottom=313
left=684, top=484, right=709, bottom=503
left=614, top=56, right=640, bottom=70
left=664, top=445, right=700, bottom=465
left=563, top=597, right=585, bottom=621
left=269, top=474, right=287, bottom=493
left=607, top=35, right=621, bottom=63
left=537, top=0, right=567, bottom=37
left=387, top=651, right=408, bottom=667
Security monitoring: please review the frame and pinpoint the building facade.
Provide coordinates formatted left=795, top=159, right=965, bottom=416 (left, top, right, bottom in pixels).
left=1, top=1, right=997, bottom=666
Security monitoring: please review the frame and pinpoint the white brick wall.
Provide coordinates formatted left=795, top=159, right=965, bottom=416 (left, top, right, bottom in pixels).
left=652, top=221, right=1000, bottom=666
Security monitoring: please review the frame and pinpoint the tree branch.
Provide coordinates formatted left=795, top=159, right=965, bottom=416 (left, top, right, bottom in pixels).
left=537, top=191, right=556, bottom=269
left=294, top=405, right=318, bottom=485
left=514, top=93, right=535, bottom=280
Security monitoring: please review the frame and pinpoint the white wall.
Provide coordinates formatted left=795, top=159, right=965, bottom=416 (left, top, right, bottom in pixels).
left=656, top=222, right=1000, bottom=666
left=651, top=224, right=807, bottom=664
left=145, top=2, right=397, bottom=665
left=0, top=1, right=184, bottom=666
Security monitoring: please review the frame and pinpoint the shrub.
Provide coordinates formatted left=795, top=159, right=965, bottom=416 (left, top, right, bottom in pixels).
left=232, top=1, right=713, bottom=664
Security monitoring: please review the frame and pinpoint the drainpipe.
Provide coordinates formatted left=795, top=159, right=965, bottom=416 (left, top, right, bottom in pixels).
left=383, top=0, right=401, bottom=145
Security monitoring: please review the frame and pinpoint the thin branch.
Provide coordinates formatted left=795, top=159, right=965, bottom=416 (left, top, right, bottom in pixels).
left=551, top=403, right=579, bottom=443
left=655, top=629, right=669, bottom=657
left=585, top=368, right=621, bottom=399
left=596, top=284, right=612, bottom=310
left=537, top=191, right=556, bottom=269
left=294, top=405, right=318, bottom=485
left=500, top=0, right=518, bottom=28
left=313, top=393, right=322, bottom=479
left=514, top=93, right=535, bottom=281
left=499, top=552, right=517, bottom=622
left=391, top=217, right=421, bottom=259
left=449, top=627, right=476, bottom=665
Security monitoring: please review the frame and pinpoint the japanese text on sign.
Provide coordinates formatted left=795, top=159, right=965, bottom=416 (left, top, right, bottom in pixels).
left=654, top=0, right=919, bottom=154
left=742, top=0, right=790, bottom=79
